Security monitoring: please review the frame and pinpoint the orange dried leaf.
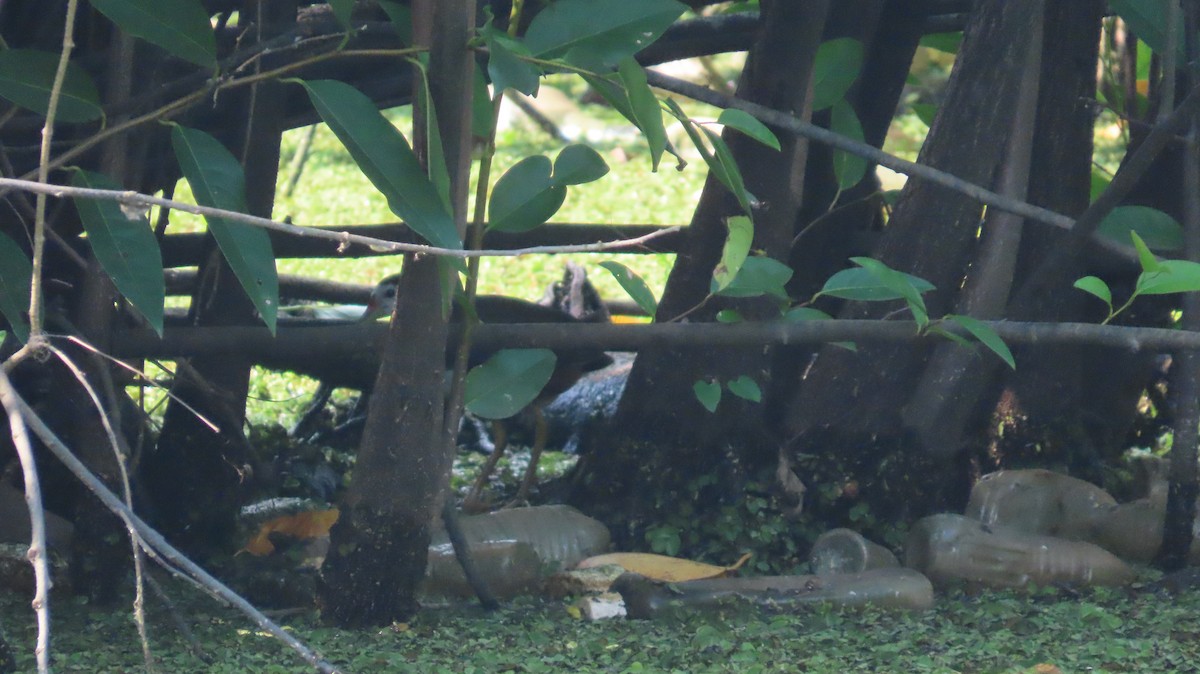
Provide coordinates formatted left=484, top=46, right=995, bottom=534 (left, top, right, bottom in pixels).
left=240, top=508, right=340, bottom=556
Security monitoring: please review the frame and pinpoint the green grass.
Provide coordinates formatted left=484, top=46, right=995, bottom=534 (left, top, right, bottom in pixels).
left=4, top=581, right=1198, bottom=673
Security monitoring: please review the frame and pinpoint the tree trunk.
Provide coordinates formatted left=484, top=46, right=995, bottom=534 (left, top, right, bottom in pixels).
left=569, top=0, right=834, bottom=547
left=776, top=0, right=1049, bottom=523
left=318, top=0, right=475, bottom=627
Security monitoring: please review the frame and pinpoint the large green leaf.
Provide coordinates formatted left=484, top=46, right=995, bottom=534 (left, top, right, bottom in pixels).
left=703, top=127, right=754, bottom=216
left=817, top=266, right=936, bottom=302
left=90, top=0, right=216, bottom=68
left=945, top=314, right=1015, bottom=369
left=297, top=79, right=461, bottom=249
left=599, top=261, right=657, bottom=316
left=830, top=100, right=867, bottom=190
left=693, top=379, right=721, bottom=413
left=717, top=109, right=779, bottom=151
left=377, top=1, right=412, bottom=44
left=71, top=170, right=164, bottom=335
left=481, top=22, right=541, bottom=97
left=713, top=256, right=793, bottom=300
left=1137, top=260, right=1200, bottom=296
left=712, top=215, right=752, bottom=292
left=811, top=38, right=864, bottom=111
left=1110, top=0, right=1185, bottom=59
left=1073, top=276, right=1113, bottom=313
left=552, top=144, right=609, bottom=186
left=488, top=155, right=566, bottom=232
left=465, top=349, right=557, bottom=419
left=328, top=0, right=355, bottom=30
left=850, top=257, right=928, bottom=326
left=1098, top=205, right=1182, bottom=252
left=171, top=125, right=278, bottom=334
left=409, top=56, right=451, bottom=211
left=523, top=0, right=687, bottom=70
left=0, top=50, right=103, bottom=123
left=0, top=233, right=31, bottom=343
left=618, top=57, right=666, bottom=171
left=726, top=375, right=761, bottom=402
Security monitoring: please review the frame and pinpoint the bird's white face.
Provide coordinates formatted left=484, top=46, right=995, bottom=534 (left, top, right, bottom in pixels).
left=362, top=274, right=401, bottom=321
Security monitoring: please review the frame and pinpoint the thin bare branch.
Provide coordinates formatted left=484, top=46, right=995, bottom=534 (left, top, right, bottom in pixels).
left=0, top=176, right=682, bottom=258
left=8, top=390, right=343, bottom=674
left=0, top=370, right=51, bottom=674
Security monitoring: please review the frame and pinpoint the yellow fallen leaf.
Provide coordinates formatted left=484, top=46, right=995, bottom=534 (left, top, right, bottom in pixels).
left=575, top=551, right=751, bottom=582
left=240, top=508, right=340, bottom=556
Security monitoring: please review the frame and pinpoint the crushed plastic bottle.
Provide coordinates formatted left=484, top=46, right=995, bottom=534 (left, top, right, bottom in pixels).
left=613, top=567, right=934, bottom=619
left=906, top=513, right=1135, bottom=589
left=810, top=528, right=899, bottom=576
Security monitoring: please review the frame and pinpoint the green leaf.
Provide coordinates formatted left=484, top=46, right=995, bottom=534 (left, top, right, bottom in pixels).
left=919, top=32, right=962, bottom=55
left=328, top=0, right=355, bottom=30
left=1130, top=230, right=1162, bottom=273
left=811, top=38, right=864, bottom=111
left=0, top=50, right=103, bottom=123
left=693, top=380, right=721, bottom=413
left=703, top=127, right=754, bottom=215
left=716, top=309, right=742, bottom=323
left=850, top=257, right=928, bottom=326
left=71, top=170, right=165, bottom=335
left=783, top=307, right=833, bottom=322
left=712, top=215, right=753, bottom=292
left=945, top=314, right=1015, bottom=369
left=817, top=267, right=935, bottom=302
left=599, top=261, right=657, bottom=316
left=714, top=256, right=793, bottom=300
left=0, top=233, right=31, bottom=343
left=472, top=69, right=494, bottom=138
left=90, top=0, right=217, bottom=68
left=523, top=0, right=687, bottom=70
left=170, top=125, right=278, bottom=334
left=1098, top=206, right=1182, bottom=252
left=481, top=23, right=540, bottom=97
left=409, top=56, right=451, bottom=211
left=1110, top=0, right=1185, bottom=59
left=465, top=349, right=557, bottom=419
left=552, top=144, right=609, bottom=186
left=1137, top=260, right=1200, bottom=295
left=830, top=100, right=867, bottom=190
left=726, top=375, right=762, bottom=402
left=618, top=57, right=667, bottom=171
left=1073, top=276, right=1113, bottom=310
left=911, top=102, right=937, bottom=128
left=377, top=1, right=412, bottom=44
left=1090, top=168, right=1111, bottom=203
left=296, top=79, right=461, bottom=249
left=717, top=109, right=779, bottom=151
left=488, top=155, right=566, bottom=232
left=583, top=73, right=639, bottom=128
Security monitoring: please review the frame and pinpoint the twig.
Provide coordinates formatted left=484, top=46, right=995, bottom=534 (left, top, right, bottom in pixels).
left=7, top=388, right=344, bottom=674
left=0, top=176, right=682, bottom=258
left=644, top=69, right=1200, bottom=266
left=46, top=342, right=155, bottom=671
left=0, top=372, right=51, bottom=674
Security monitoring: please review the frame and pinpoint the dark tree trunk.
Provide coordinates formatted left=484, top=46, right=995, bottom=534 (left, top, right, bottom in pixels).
left=143, top=0, right=294, bottom=554
left=318, top=0, right=475, bottom=627
left=776, top=0, right=1049, bottom=524
left=569, top=0, right=834, bottom=548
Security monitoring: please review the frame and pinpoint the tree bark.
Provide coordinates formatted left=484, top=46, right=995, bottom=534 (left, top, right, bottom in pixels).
left=776, top=0, right=1050, bottom=523
left=569, top=0, right=833, bottom=546
left=318, top=0, right=475, bottom=627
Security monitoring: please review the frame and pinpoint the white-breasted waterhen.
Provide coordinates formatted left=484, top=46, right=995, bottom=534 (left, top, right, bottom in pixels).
left=365, top=271, right=612, bottom=509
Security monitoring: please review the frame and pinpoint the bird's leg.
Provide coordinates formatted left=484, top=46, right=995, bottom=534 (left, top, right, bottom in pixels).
left=463, top=420, right=508, bottom=513
left=506, top=408, right=547, bottom=509
left=290, top=382, right=334, bottom=438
